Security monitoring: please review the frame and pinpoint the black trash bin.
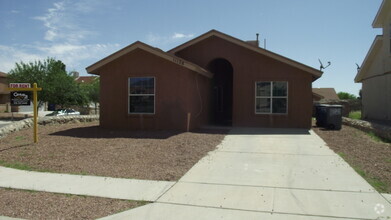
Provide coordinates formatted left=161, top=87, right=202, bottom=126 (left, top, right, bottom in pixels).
left=315, top=104, right=329, bottom=127
left=325, top=105, right=343, bottom=130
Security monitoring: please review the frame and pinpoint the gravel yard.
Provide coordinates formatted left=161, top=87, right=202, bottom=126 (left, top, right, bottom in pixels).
left=0, top=188, right=147, bottom=220
left=312, top=123, right=391, bottom=193
left=0, top=122, right=227, bottom=181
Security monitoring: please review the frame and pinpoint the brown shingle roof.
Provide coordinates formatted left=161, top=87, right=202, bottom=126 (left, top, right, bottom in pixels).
left=0, top=71, right=7, bottom=78
left=75, top=76, right=98, bottom=83
left=312, top=88, right=339, bottom=100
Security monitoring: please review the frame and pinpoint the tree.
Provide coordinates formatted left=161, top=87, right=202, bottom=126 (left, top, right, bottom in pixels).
left=337, top=92, right=357, bottom=100
left=80, top=77, right=100, bottom=114
left=8, top=58, right=88, bottom=108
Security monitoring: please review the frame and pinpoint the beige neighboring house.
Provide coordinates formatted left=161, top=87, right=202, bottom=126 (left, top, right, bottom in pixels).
left=0, top=71, right=12, bottom=112
left=312, top=88, right=340, bottom=102
left=355, top=0, right=391, bottom=122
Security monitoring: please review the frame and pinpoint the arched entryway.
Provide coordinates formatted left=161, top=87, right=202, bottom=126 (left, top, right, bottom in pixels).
left=207, top=58, right=233, bottom=126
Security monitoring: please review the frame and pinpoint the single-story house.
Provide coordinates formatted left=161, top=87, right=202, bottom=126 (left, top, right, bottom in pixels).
left=86, top=30, right=322, bottom=130
left=355, top=0, right=391, bottom=122
left=312, top=88, right=339, bottom=102
left=0, top=71, right=11, bottom=112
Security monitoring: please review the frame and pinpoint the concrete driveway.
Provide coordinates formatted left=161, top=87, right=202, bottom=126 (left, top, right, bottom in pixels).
left=102, top=128, right=391, bottom=220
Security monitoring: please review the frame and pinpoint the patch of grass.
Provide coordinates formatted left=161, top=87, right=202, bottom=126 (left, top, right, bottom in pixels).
left=353, top=167, right=389, bottom=193
left=132, top=200, right=150, bottom=206
left=3, top=188, right=39, bottom=194
left=0, top=160, right=34, bottom=170
left=367, top=131, right=391, bottom=143
left=15, top=136, right=25, bottom=141
left=0, top=160, right=53, bottom=173
left=337, top=152, right=346, bottom=159
left=386, top=158, right=391, bottom=164
left=348, top=111, right=361, bottom=120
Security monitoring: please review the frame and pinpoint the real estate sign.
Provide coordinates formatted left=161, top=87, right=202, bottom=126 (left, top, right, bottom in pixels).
left=9, top=83, right=31, bottom=88
left=10, top=91, right=31, bottom=106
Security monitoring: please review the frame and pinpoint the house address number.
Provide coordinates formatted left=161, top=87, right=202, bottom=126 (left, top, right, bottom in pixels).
left=172, top=58, right=185, bottom=65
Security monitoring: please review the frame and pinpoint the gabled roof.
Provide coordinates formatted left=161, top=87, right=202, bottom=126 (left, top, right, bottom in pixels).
left=0, top=71, right=7, bottom=78
left=169, top=30, right=322, bottom=80
left=372, top=0, right=391, bottom=28
left=75, top=76, right=98, bottom=83
left=355, top=35, right=383, bottom=82
left=312, top=88, right=339, bottom=100
left=86, top=41, right=212, bottom=78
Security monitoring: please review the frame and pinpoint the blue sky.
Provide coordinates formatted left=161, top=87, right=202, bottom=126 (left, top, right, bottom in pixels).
left=0, top=0, right=382, bottom=95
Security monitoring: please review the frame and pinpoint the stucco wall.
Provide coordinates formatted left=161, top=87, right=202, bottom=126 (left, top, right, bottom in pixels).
left=174, top=36, right=314, bottom=129
left=98, top=49, right=210, bottom=130
left=362, top=74, right=391, bottom=121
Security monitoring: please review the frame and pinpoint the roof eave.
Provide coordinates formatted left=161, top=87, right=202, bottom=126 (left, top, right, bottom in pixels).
left=372, top=0, right=388, bottom=28
left=86, top=42, right=212, bottom=78
left=354, top=35, right=383, bottom=83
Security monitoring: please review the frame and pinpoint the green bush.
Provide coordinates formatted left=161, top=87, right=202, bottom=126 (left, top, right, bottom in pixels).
left=348, top=111, right=361, bottom=120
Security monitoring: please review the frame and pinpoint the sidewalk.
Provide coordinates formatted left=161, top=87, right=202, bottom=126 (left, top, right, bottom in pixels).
left=0, top=167, right=174, bottom=201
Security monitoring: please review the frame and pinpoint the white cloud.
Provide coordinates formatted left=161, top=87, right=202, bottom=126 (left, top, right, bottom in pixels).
left=10, top=10, right=20, bottom=14
left=0, top=43, right=121, bottom=73
left=0, top=0, right=122, bottom=74
left=146, top=32, right=195, bottom=46
left=33, top=0, right=93, bottom=43
left=172, top=33, right=194, bottom=39
left=0, top=45, right=45, bottom=72
left=146, top=33, right=162, bottom=43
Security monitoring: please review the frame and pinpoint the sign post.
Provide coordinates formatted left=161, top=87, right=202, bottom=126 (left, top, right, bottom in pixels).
left=8, top=83, right=42, bottom=143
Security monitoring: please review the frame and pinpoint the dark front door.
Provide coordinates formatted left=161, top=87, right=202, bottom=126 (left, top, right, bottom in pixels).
left=208, top=59, right=233, bottom=126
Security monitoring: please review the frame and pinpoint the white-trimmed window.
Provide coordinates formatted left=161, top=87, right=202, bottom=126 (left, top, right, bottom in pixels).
left=128, top=77, right=155, bottom=114
left=255, top=81, right=288, bottom=114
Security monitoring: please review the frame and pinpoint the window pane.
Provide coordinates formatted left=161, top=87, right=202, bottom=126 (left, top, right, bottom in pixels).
left=272, top=98, right=287, bottom=113
left=256, top=98, right=270, bottom=113
left=273, top=82, right=287, bottom=97
left=256, top=82, right=271, bottom=96
left=129, top=77, right=154, bottom=94
left=129, top=96, right=154, bottom=113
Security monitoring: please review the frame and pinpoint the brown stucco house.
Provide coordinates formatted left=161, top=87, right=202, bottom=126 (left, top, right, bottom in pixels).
left=86, top=30, right=322, bottom=130
left=312, top=88, right=340, bottom=102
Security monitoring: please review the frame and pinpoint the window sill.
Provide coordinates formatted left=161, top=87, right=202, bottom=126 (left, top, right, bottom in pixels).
left=254, top=113, right=288, bottom=116
left=127, top=113, right=155, bottom=118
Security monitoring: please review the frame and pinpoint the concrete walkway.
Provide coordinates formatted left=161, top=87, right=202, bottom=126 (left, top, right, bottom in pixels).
left=101, top=128, right=391, bottom=220
left=0, top=167, right=174, bottom=201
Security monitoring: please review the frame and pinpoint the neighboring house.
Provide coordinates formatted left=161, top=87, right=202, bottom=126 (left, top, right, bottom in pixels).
left=0, top=72, right=10, bottom=105
left=312, top=88, right=340, bottom=102
left=355, top=0, right=391, bottom=122
left=75, top=76, right=98, bottom=84
left=0, top=71, right=11, bottom=112
left=86, top=30, right=322, bottom=130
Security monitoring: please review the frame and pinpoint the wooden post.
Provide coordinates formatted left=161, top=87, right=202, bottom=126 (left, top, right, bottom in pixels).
left=33, top=83, right=38, bottom=143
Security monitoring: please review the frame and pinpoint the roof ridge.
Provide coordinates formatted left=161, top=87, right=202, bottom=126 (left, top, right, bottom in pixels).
left=168, top=29, right=322, bottom=80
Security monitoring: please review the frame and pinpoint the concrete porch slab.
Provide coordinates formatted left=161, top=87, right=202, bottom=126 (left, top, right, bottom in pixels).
left=216, top=130, right=335, bottom=156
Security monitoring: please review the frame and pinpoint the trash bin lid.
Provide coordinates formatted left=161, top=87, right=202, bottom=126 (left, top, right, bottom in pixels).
left=328, top=105, right=343, bottom=108
left=315, top=104, right=330, bottom=107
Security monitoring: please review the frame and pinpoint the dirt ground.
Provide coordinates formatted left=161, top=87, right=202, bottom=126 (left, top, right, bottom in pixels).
left=0, top=122, right=227, bottom=181
left=312, top=123, right=391, bottom=193
left=0, top=188, right=147, bottom=220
